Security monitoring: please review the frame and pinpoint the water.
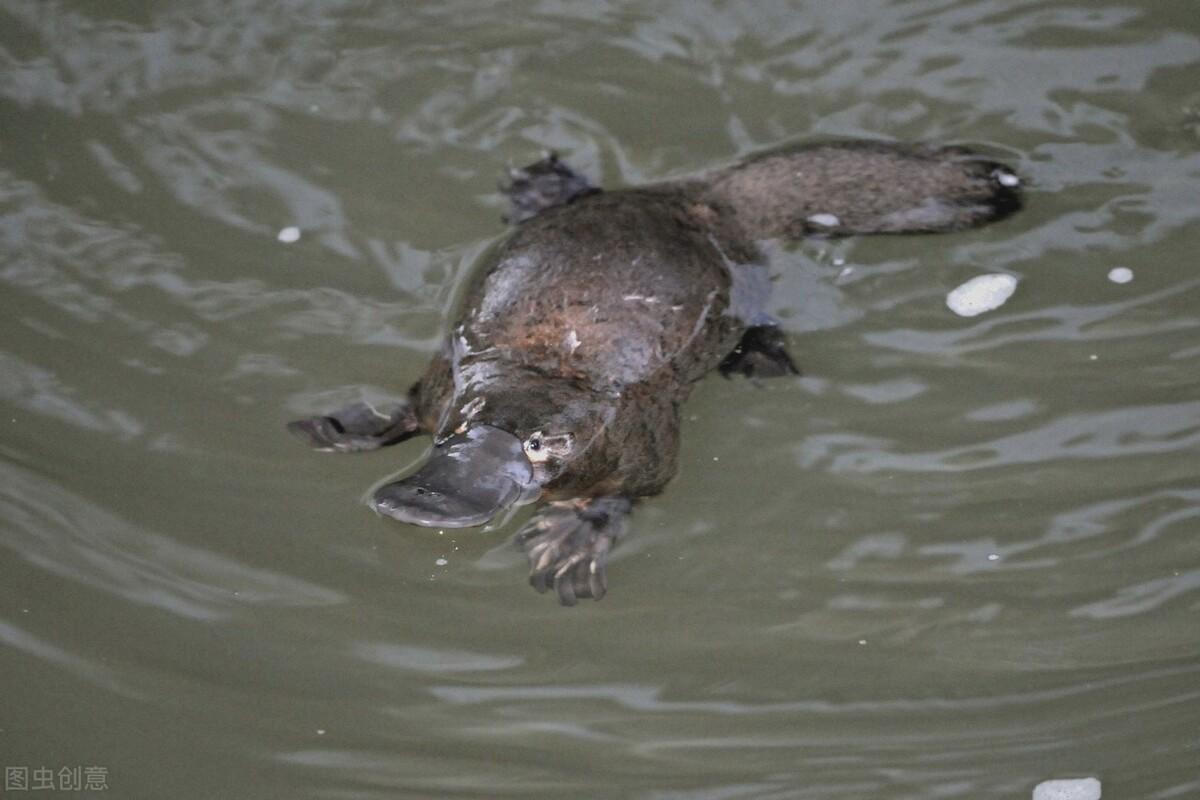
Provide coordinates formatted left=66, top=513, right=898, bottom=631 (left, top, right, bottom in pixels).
left=2, top=1, right=1198, bottom=797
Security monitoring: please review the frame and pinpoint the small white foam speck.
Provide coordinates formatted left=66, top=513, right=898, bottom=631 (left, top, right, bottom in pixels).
left=947, top=273, right=1018, bottom=317
left=1108, top=267, right=1133, bottom=284
left=277, top=226, right=301, bottom=243
left=987, top=553, right=1000, bottom=562
left=832, top=256, right=846, bottom=267
left=1032, top=777, right=1101, bottom=800
left=316, top=729, right=326, bottom=735
left=995, top=170, right=1020, bottom=187
left=807, top=213, right=841, bottom=228
left=1089, top=354, right=1098, bottom=361
left=435, top=558, right=448, bottom=566
left=858, top=639, right=868, bottom=646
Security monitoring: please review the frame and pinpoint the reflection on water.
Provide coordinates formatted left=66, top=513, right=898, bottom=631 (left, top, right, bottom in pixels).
left=814, top=400, right=1200, bottom=473
left=354, top=641, right=523, bottom=673
left=865, top=277, right=1200, bottom=355
left=0, top=460, right=345, bottom=619
left=0, top=619, right=143, bottom=699
left=2, top=0, right=1199, bottom=797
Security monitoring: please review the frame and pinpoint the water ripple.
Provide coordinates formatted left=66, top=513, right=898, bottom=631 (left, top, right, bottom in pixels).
left=0, top=618, right=143, bottom=698
left=429, top=661, right=1200, bottom=715
left=0, top=460, right=345, bottom=620
left=354, top=641, right=522, bottom=674
left=812, top=401, right=1200, bottom=474
left=864, top=279, right=1200, bottom=356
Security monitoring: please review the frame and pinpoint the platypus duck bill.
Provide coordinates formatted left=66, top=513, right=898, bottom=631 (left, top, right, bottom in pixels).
left=370, top=425, right=536, bottom=528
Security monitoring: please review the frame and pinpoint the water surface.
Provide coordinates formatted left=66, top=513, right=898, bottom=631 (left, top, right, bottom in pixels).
left=2, top=1, right=1199, bottom=797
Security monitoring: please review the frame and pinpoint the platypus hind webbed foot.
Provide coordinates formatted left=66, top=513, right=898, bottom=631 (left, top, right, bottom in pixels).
left=719, top=324, right=800, bottom=380
left=286, top=401, right=420, bottom=452
left=517, top=497, right=632, bottom=606
left=501, top=152, right=599, bottom=224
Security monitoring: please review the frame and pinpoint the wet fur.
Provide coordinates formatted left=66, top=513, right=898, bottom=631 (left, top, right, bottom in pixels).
left=292, top=138, right=1022, bottom=604
left=701, top=140, right=1021, bottom=237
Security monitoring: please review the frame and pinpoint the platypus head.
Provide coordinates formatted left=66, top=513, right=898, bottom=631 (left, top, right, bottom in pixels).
left=371, top=378, right=614, bottom=528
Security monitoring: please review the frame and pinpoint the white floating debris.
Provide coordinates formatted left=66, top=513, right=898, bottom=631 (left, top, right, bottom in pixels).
left=277, top=226, right=301, bottom=244
left=994, top=169, right=1021, bottom=188
left=1107, top=267, right=1133, bottom=284
left=946, top=273, right=1018, bottom=317
left=316, top=728, right=326, bottom=735
left=1032, top=777, right=1101, bottom=800
left=435, top=558, right=448, bottom=566
left=987, top=553, right=1000, bottom=561
left=807, top=213, right=841, bottom=228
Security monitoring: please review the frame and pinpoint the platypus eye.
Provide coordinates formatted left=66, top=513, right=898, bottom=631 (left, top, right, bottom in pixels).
left=524, top=431, right=573, bottom=463
left=523, top=432, right=545, bottom=457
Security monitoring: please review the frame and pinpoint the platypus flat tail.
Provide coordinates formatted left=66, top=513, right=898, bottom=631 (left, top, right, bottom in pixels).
left=700, top=140, right=1021, bottom=239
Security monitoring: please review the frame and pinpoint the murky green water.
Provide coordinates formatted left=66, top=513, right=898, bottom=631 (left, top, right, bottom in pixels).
left=2, top=1, right=1198, bottom=797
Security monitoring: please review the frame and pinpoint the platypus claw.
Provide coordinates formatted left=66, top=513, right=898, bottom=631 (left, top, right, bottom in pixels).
left=517, top=497, right=631, bottom=606
left=287, top=401, right=420, bottom=452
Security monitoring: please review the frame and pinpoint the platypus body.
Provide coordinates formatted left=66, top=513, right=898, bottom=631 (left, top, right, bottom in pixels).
left=289, top=140, right=1022, bottom=604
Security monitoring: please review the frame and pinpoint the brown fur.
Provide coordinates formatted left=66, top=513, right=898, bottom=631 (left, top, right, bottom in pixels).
left=292, top=138, right=1022, bottom=603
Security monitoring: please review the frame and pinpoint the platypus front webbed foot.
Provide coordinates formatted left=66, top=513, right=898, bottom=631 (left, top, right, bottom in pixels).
left=501, top=152, right=599, bottom=224
left=286, top=401, right=421, bottom=452
left=719, top=324, right=800, bottom=380
left=517, top=497, right=632, bottom=605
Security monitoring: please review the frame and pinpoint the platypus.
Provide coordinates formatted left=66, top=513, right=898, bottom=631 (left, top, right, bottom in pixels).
left=289, top=140, right=1021, bottom=604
